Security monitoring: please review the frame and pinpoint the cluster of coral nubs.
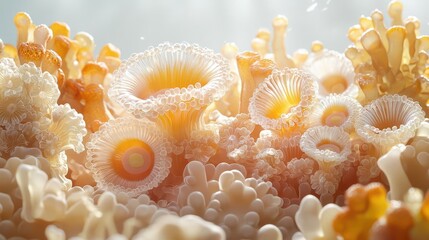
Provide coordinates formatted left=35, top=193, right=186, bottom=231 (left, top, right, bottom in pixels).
left=1, top=1, right=429, bottom=240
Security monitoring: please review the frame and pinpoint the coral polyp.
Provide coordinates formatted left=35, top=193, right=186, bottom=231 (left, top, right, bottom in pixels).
left=109, top=42, right=233, bottom=141
left=308, top=94, right=362, bottom=132
left=249, top=68, right=317, bottom=134
left=300, top=126, right=351, bottom=165
left=86, top=117, right=172, bottom=196
left=303, top=50, right=358, bottom=97
left=355, top=94, right=425, bottom=153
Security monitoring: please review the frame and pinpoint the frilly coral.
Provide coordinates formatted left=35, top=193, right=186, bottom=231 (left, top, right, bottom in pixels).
left=0, top=58, right=86, bottom=188
left=40, top=104, right=86, bottom=156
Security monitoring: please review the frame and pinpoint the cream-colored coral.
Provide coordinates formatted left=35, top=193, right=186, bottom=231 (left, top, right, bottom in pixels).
left=133, top=214, right=226, bottom=240
left=378, top=120, right=429, bottom=200
left=0, top=58, right=86, bottom=188
left=16, top=164, right=67, bottom=222
left=177, top=161, right=298, bottom=240
left=216, top=113, right=256, bottom=167
left=184, top=126, right=219, bottom=163
left=293, top=195, right=342, bottom=240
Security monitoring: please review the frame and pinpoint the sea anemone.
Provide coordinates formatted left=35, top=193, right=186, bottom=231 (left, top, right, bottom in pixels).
left=303, top=50, right=358, bottom=97
left=307, top=94, right=362, bottom=132
left=86, top=117, right=172, bottom=196
left=355, top=94, right=425, bottom=153
left=300, top=126, right=351, bottom=166
left=249, top=68, right=317, bottom=135
left=109, top=42, right=233, bottom=142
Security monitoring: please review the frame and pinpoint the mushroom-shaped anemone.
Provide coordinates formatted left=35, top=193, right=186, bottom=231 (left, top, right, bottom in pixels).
left=355, top=94, right=425, bottom=154
left=249, top=68, right=317, bottom=135
left=303, top=50, right=358, bottom=97
left=109, top=43, right=233, bottom=141
left=308, top=94, right=362, bottom=132
left=300, top=126, right=351, bottom=166
left=86, top=117, right=172, bottom=196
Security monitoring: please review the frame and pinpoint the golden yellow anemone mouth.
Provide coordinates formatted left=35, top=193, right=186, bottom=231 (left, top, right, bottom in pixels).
left=110, top=138, right=154, bottom=181
left=303, top=50, right=358, bottom=97
left=86, top=117, right=172, bottom=196
left=308, top=94, right=362, bottom=132
left=249, top=67, right=317, bottom=133
left=109, top=42, right=233, bottom=119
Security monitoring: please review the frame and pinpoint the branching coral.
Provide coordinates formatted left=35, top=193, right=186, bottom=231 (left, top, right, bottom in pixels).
left=0, top=153, right=180, bottom=240
left=16, top=164, right=67, bottom=222
left=177, top=161, right=298, bottom=240
left=345, top=2, right=429, bottom=109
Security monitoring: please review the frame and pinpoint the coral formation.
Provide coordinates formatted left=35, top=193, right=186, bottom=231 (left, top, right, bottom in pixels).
left=86, top=117, right=172, bottom=196
left=1, top=1, right=429, bottom=239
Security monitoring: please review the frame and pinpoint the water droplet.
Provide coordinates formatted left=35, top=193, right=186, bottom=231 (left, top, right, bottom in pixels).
left=140, top=36, right=145, bottom=40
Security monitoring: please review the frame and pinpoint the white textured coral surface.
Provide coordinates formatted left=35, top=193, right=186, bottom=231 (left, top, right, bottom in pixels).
left=177, top=161, right=297, bottom=240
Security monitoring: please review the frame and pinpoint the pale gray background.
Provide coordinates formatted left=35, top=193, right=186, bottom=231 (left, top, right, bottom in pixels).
left=1, top=0, right=428, bottom=58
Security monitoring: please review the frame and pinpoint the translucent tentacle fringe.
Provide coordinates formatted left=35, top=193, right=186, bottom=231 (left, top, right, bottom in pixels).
left=86, top=117, right=172, bottom=196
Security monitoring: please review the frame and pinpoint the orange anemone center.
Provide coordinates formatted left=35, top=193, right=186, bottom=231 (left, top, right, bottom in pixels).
left=321, top=74, right=348, bottom=94
left=317, top=140, right=342, bottom=153
left=111, top=138, right=155, bottom=181
left=265, top=95, right=300, bottom=119
left=321, top=105, right=349, bottom=127
left=137, top=64, right=210, bottom=99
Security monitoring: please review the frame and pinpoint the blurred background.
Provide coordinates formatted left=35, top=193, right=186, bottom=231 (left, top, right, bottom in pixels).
left=1, top=0, right=428, bottom=58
